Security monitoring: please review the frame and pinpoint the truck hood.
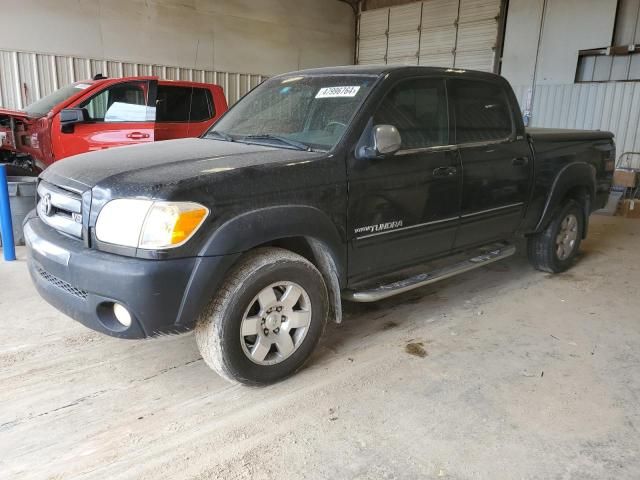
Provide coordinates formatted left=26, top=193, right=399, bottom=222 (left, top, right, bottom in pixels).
left=41, top=137, right=323, bottom=193
left=0, top=107, right=32, bottom=121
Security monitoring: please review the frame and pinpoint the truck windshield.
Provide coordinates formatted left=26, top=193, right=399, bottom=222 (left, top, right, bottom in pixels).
left=206, top=75, right=377, bottom=151
left=23, top=82, right=93, bottom=117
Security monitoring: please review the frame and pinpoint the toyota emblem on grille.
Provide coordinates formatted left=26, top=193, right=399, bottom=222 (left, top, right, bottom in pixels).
left=41, top=193, right=53, bottom=217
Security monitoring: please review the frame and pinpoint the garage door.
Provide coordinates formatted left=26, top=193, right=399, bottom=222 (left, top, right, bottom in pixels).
left=357, top=0, right=503, bottom=73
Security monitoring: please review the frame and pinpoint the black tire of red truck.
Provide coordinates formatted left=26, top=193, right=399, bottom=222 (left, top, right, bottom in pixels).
left=527, top=199, right=585, bottom=273
left=195, top=247, right=329, bottom=386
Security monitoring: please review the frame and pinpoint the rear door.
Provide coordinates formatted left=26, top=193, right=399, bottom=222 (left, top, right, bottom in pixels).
left=448, top=78, right=532, bottom=250
left=347, top=76, right=461, bottom=282
left=154, top=85, right=216, bottom=141
left=57, top=80, right=156, bottom=159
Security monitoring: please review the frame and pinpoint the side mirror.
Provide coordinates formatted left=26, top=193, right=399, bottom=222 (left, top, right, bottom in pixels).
left=60, top=108, right=88, bottom=133
left=358, top=124, right=402, bottom=159
left=373, top=124, right=402, bottom=155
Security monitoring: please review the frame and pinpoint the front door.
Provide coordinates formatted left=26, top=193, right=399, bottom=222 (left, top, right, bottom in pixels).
left=347, top=77, right=461, bottom=283
left=58, top=80, right=156, bottom=159
left=447, top=78, right=532, bottom=250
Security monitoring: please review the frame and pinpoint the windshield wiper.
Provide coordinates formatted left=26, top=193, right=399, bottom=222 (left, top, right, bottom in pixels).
left=240, top=134, right=310, bottom=151
left=206, top=130, right=234, bottom=142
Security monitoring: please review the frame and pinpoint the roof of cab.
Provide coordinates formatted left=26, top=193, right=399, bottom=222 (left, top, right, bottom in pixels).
left=275, top=64, right=502, bottom=81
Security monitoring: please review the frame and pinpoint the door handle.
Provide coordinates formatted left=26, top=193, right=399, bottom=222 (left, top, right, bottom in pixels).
left=126, top=132, right=150, bottom=140
left=512, top=157, right=529, bottom=166
left=433, top=166, right=457, bottom=177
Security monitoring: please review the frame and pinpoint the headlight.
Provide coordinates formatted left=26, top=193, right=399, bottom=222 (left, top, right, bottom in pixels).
left=95, top=199, right=209, bottom=249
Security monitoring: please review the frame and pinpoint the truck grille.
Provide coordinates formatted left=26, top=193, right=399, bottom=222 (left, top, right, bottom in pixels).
left=37, top=181, right=83, bottom=239
left=36, top=266, right=88, bottom=300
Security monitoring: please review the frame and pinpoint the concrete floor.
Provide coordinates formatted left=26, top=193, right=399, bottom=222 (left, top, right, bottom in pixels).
left=1, top=215, right=639, bottom=480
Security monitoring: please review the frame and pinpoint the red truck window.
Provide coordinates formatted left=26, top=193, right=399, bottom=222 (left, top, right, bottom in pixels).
left=80, top=83, right=149, bottom=122
left=156, top=86, right=214, bottom=123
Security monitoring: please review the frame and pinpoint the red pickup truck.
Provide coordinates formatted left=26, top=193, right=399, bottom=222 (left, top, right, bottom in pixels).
left=0, top=75, right=228, bottom=175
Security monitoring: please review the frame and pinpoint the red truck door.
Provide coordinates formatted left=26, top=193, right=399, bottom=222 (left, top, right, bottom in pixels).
left=54, top=80, right=157, bottom=159
left=154, top=84, right=218, bottom=141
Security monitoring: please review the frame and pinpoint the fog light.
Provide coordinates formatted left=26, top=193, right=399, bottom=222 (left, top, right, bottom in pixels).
left=113, top=303, right=132, bottom=327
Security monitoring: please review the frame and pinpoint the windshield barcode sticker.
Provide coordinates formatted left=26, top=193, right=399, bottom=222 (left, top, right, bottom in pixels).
left=316, top=86, right=361, bottom=98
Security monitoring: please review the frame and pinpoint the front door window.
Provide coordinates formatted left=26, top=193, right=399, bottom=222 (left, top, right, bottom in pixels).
left=374, top=78, right=449, bottom=150
left=80, top=83, right=152, bottom=122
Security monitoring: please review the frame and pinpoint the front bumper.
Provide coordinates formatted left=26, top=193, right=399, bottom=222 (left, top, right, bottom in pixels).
left=24, top=214, right=239, bottom=339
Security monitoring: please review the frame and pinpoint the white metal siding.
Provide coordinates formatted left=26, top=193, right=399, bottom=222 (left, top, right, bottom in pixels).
left=418, top=52, right=455, bottom=67
left=420, top=26, right=456, bottom=57
left=389, top=3, right=422, bottom=32
left=387, top=32, right=421, bottom=64
left=514, top=82, right=640, bottom=169
left=0, top=49, right=266, bottom=110
left=614, top=0, right=640, bottom=45
left=387, top=3, right=422, bottom=64
left=454, top=49, right=496, bottom=71
left=455, top=0, right=500, bottom=71
left=358, top=8, right=389, bottom=64
left=358, top=0, right=501, bottom=72
left=419, top=0, right=458, bottom=67
left=455, top=20, right=498, bottom=52
left=421, top=0, right=459, bottom=29
left=458, top=0, right=501, bottom=23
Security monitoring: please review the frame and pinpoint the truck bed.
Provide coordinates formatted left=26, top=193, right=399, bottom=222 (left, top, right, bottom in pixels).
left=526, top=127, right=614, bottom=142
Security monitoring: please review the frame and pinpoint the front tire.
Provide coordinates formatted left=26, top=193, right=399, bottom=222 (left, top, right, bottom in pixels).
left=527, top=199, right=584, bottom=273
left=195, top=247, right=329, bottom=386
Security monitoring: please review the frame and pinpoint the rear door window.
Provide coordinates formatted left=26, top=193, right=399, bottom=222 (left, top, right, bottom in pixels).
left=448, top=79, right=513, bottom=144
left=156, top=86, right=214, bottom=122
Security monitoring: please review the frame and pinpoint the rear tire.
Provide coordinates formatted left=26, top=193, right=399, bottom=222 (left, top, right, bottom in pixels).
left=527, top=199, right=584, bottom=273
left=195, top=247, right=328, bottom=386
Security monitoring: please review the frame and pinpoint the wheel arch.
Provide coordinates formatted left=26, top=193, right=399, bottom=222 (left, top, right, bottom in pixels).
left=198, top=206, right=346, bottom=323
left=256, top=237, right=344, bottom=324
left=534, top=162, right=596, bottom=239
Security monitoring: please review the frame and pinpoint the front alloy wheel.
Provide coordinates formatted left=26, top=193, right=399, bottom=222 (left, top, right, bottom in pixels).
left=240, top=282, right=312, bottom=365
left=196, top=247, right=328, bottom=385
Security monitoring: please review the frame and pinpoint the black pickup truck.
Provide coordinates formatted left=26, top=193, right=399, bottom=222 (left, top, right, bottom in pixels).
left=25, top=66, right=614, bottom=385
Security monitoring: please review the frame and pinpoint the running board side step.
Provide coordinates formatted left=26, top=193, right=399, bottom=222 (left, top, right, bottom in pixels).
left=343, top=243, right=517, bottom=303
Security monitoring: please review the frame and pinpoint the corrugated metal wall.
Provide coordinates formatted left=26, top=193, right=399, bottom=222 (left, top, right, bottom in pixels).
left=0, top=49, right=266, bottom=110
left=357, top=0, right=502, bottom=72
left=513, top=82, right=640, bottom=169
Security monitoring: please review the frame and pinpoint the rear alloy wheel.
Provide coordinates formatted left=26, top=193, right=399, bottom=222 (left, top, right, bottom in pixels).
left=555, top=213, right=579, bottom=261
left=196, top=247, right=328, bottom=385
left=527, top=199, right=584, bottom=273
